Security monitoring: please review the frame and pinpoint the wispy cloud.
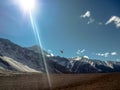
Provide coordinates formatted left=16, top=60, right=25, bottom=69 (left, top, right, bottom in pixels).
left=98, top=22, right=103, bottom=25
left=111, top=52, right=117, bottom=56
left=106, top=16, right=120, bottom=28
left=96, top=51, right=117, bottom=58
left=76, top=49, right=85, bottom=54
left=80, top=11, right=95, bottom=24
left=80, top=11, right=91, bottom=18
left=81, top=12, right=120, bottom=27
left=87, top=18, right=95, bottom=24
left=96, top=52, right=109, bottom=57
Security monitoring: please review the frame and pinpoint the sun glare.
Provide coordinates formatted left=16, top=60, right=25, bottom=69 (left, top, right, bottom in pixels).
left=18, top=0, right=36, bottom=12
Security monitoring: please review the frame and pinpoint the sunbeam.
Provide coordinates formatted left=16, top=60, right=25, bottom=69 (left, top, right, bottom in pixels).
left=29, top=12, right=52, bottom=88
left=13, top=0, right=52, bottom=88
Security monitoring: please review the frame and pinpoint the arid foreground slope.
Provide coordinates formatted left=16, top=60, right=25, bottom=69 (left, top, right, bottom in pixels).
left=0, top=73, right=120, bottom=90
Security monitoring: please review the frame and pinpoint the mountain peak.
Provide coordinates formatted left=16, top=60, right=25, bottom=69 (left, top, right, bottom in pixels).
left=71, top=56, right=89, bottom=61
left=27, top=45, right=41, bottom=53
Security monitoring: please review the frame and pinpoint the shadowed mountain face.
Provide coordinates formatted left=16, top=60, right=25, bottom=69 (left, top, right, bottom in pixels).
left=0, top=38, right=120, bottom=74
left=0, top=38, right=44, bottom=73
left=28, top=45, right=50, bottom=56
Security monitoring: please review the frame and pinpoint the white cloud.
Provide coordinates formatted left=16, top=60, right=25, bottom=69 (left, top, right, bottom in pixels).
left=96, top=51, right=118, bottom=58
left=76, top=49, right=85, bottom=54
left=96, top=52, right=109, bottom=57
left=80, top=11, right=95, bottom=24
left=47, top=50, right=54, bottom=57
left=50, top=53, right=54, bottom=56
left=111, top=52, right=117, bottom=56
left=104, top=53, right=109, bottom=57
left=87, top=18, right=95, bottom=24
left=81, top=49, right=86, bottom=53
left=80, top=11, right=91, bottom=18
left=106, top=16, right=120, bottom=28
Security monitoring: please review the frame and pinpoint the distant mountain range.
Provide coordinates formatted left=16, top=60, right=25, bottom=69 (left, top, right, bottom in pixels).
left=0, top=38, right=120, bottom=74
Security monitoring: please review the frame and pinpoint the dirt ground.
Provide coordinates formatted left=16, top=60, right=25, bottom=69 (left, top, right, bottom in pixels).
left=0, top=73, right=120, bottom=90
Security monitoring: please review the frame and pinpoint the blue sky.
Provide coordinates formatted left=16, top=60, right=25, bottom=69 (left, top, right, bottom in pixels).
left=0, top=0, right=120, bottom=61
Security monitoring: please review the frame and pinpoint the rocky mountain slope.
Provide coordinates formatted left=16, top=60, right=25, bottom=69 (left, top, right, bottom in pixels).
left=0, top=38, right=44, bottom=73
left=0, top=38, right=120, bottom=74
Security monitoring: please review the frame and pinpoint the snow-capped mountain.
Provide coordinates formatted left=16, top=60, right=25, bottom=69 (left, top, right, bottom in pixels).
left=0, top=38, right=120, bottom=74
left=50, top=56, right=120, bottom=73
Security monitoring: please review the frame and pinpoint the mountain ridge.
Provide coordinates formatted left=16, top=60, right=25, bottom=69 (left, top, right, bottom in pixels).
left=0, top=38, right=120, bottom=74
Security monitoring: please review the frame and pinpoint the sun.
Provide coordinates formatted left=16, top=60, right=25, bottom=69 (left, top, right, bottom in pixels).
left=17, top=0, right=36, bottom=12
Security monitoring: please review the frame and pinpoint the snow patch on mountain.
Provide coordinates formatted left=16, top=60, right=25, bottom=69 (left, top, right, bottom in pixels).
left=0, top=56, right=41, bottom=73
left=105, top=61, right=114, bottom=69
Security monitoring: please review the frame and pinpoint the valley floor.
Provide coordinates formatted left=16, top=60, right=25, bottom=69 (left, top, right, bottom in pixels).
left=0, top=72, right=120, bottom=90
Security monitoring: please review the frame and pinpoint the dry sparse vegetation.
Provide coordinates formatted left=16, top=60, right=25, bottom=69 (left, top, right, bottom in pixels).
left=0, top=73, right=120, bottom=90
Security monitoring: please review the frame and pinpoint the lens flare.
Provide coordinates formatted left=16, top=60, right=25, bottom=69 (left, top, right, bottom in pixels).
left=17, top=0, right=36, bottom=12
left=30, top=13, right=52, bottom=88
left=13, top=0, right=52, bottom=88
